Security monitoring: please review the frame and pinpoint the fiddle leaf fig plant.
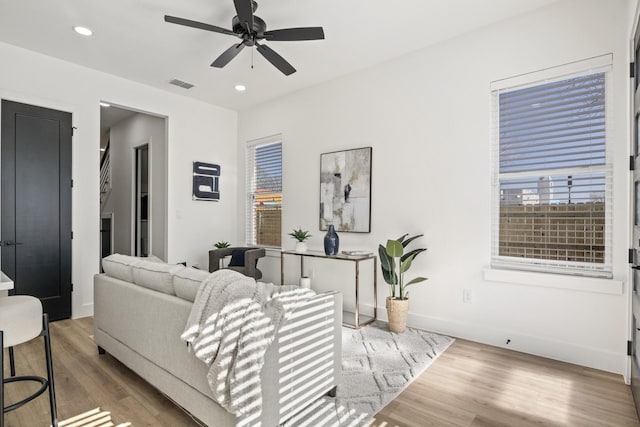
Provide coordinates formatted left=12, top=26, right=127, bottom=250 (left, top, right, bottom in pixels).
left=378, top=233, right=428, bottom=300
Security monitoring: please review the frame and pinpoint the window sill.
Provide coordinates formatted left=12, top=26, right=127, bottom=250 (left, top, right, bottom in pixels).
left=264, top=247, right=283, bottom=257
left=482, top=267, right=623, bottom=295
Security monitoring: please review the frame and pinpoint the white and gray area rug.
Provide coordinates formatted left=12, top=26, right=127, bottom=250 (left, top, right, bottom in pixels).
left=286, top=321, right=455, bottom=427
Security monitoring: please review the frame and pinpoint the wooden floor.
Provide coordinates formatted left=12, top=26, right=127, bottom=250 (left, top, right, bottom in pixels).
left=3, top=317, right=639, bottom=427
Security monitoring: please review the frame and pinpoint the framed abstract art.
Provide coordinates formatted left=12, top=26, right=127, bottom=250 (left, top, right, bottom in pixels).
left=319, top=147, right=372, bottom=232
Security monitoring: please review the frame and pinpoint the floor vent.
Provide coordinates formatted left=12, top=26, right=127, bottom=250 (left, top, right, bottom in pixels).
left=169, top=78, right=195, bottom=89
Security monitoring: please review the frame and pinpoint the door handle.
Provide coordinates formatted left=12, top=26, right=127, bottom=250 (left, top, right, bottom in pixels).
left=0, top=240, right=22, bottom=246
left=633, top=266, right=640, bottom=270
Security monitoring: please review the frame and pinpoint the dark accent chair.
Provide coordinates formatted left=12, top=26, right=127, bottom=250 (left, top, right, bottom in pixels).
left=208, top=247, right=266, bottom=280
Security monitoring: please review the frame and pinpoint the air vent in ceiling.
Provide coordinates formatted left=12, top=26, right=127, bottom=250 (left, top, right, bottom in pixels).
left=169, top=78, right=195, bottom=89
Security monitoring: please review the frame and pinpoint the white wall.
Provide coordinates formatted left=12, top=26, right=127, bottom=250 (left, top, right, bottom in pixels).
left=0, top=41, right=238, bottom=318
left=238, top=0, right=632, bottom=374
left=105, top=113, right=167, bottom=260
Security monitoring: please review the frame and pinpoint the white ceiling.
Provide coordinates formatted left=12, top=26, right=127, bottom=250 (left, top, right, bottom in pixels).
left=0, top=0, right=558, bottom=111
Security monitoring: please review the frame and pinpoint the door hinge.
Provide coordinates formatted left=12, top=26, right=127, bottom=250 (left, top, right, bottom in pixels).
left=70, top=231, right=74, bottom=239
left=71, top=126, right=77, bottom=136
left=632, top=62, right=636, bottom=79
left=628, top=340, right=634, bottom=356
left=630, top=249, right=635, bottom=264
left=70, top=179, right=74, bottom=188
left=71, top=283, right=74, bottom=292
left=631, top=156, right=635, bottom=171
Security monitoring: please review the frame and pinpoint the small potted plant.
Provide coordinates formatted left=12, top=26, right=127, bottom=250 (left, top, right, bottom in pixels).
left=378, top=233, right=428, bottom=333
left=289, top=228, right=311, bottom=253
left=214, top=241, right=231, bottom=249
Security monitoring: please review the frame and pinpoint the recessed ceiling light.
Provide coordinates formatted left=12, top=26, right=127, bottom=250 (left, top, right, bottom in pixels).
left=235, top=84, right=247, bottom=92
left=99, top=102, right=111, bottom=107
left=73, top=26, right=93, bottom=36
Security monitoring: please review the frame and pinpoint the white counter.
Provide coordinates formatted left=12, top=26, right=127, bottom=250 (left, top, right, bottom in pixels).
left=0, top=271, right=14, bottom=294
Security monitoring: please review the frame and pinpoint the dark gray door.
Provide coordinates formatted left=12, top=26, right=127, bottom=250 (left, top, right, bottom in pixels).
left=1, top=100, right=72, bottom=320
left=632, top=18, right=640, bottom=420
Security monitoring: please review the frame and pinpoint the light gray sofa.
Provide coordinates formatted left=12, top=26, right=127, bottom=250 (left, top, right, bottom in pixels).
left=94, top=255, right=342, bottom=426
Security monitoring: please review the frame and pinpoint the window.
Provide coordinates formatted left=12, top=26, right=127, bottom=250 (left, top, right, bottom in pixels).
left=246, top=136, right=282, bottom=247
left=491, top=57, right=612, bottom=278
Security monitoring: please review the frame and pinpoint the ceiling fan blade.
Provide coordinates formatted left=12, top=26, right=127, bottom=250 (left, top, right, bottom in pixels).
left=256, top=42, right=296, bottom=76
left=164, top=15, right=236, bottom=37
left=263, top=27, right=325, bottom=41
left=233, top=0, right=254, bottom=30
left=211, top=43, right=246, bottom=68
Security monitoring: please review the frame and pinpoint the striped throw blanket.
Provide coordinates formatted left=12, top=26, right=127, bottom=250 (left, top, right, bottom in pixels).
left=181, top=269, right=315, bottom=422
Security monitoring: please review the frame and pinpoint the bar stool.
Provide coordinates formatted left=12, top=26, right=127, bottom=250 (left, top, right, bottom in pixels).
left=0, top=296, right=57, bottom=427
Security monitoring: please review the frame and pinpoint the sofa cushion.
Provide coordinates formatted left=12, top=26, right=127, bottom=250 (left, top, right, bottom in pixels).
left=173, top=267, right=209, bottom=302
left=102, top=254, right=140, bottom=282
left=132, top=260, right=184, bottom=295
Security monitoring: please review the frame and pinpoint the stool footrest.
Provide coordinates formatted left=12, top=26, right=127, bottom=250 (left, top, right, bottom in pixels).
left=3, top=375, right=49, bottom=413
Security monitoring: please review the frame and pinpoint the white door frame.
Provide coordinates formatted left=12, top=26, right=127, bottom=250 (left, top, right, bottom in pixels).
left=131, top=140, right=152, bottom=256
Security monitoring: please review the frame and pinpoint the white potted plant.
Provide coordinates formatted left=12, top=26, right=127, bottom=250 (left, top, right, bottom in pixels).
left=289, top=228, right=311, bottom=253
left=378, top=234, right=428, bottom=333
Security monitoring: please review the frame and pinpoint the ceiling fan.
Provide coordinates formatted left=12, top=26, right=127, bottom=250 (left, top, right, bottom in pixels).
left=164, top=0, right=324, bottom=76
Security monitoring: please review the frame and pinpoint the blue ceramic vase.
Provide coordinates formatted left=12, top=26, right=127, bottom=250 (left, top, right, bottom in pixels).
left=324, top=225, right=339, bottom=255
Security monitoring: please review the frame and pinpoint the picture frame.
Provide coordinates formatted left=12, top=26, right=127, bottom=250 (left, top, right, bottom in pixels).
left=193, top=161, right=220, bottom=201
left=319, top=147, right=372, bottom=232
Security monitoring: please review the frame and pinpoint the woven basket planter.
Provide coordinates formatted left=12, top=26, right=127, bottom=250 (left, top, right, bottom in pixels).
left=386, top=297, right=409, bottom=333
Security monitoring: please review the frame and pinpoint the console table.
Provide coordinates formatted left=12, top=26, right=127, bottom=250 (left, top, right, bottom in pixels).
left=280, top=250, right=377, bottom=329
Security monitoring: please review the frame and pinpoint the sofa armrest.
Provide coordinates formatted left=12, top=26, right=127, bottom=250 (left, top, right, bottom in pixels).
left=265, top=290, right=342, bottom=423
left=209, top=248, right=234, bottom=272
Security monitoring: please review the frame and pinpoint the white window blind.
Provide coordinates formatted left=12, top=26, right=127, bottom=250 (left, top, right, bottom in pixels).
left=491, top=59, right=612, bottom=278
left=246, top=136, right=282, bottom=247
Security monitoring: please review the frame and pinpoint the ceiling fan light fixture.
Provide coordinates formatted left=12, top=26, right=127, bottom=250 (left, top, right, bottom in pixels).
left=73, top=26, right=93, bottom=36
left=235, top=84, right=247, bottom=92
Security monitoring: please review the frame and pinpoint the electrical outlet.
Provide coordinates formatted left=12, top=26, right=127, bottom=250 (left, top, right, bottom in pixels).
left=463, top=289, right=473, bottom=304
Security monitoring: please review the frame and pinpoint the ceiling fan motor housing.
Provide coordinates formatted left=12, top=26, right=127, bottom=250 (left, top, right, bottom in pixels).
left=232, top=15, right=266, bottom=38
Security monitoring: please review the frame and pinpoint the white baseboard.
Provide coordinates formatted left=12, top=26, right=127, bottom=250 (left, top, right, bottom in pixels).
left=73, top=302, right=94, bottom=319
left=368, top=303, right=625, bottom=375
